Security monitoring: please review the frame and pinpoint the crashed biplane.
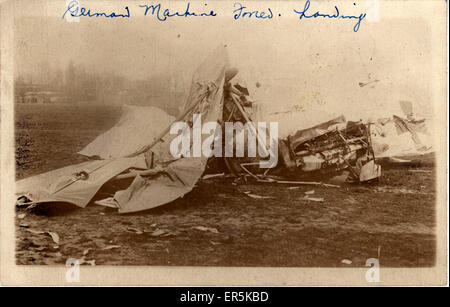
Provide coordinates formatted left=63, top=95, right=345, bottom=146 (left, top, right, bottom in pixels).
left=18, top=46, right=434, bottom=213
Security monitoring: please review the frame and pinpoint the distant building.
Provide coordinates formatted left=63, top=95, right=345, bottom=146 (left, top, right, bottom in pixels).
left=23, top=92, right=48, bottom=103
left=17, top=90, right=68, bottom=104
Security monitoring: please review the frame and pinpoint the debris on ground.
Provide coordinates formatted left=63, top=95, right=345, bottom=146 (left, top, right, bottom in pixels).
left=150, top=229, right=169, bottom=237
left=202, top=173, right=225, bottom=180
left=304, top=190, right=315, bottom=195
left=79, top=258, right=96, bottom=266
left=244, top=191, right=274, bottom=199
left=83, top=248, right=92, bottom=256
left=101, top=245, right=121, bottom=251
left=94, top=197, right=119, bottom=208
left=304, top=196, right=324, bottom=202
left=257, top=179, right=341, bottom=188
left=47, top=232, right=60, bottom=244
left=388, top=157, right=411, bottom=163
left=346, top=196, right=358, bottom=205
left=26, top=229, right=60, bottom=244
left=193, top=226, right=219, bottom=234
left=126, top=227, right=144, bottom=235
left=341, top=259, right=352, bottom=265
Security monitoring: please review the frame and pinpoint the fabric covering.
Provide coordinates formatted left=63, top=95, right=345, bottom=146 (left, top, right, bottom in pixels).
left=78, top=105, right=175, bottom=159
left=371, top=116, right=433, bottom=157
left=113, top=46, right=229, bottom=213
left=15, top=46, right=229, bottom=213
left=114, top=158, right=204, bottom=213
left=16, top=156, right=147, bottom=207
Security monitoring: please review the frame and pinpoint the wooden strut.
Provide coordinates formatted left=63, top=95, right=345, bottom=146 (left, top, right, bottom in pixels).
left=128, top=84, right=260, bottom=162
left=234, top=162, right=340, bottom=188
left=335, top=130, right=360, bottom=179
left=229, top=89, right=271, bottom=158
left=239, top=162, right=261, bottom=181
left=256, top=178, right=340, bottom=188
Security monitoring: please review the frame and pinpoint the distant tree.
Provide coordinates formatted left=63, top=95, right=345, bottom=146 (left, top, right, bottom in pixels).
left=50, top=69, right=64, bottom=91
left=65, top=60, right=76, bottom=98
left=16, top=75, right=25, bottom=86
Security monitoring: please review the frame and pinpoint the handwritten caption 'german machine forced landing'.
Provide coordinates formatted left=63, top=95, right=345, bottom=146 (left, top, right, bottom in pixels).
left=63, top=0, right=372, bottom=32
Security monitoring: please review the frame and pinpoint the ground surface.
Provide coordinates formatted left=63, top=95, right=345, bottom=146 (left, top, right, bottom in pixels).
left=15, top=104, right=436, bottom=267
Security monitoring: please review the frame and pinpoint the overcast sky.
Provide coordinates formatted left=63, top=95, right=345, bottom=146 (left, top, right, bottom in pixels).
left=13, top=0, right=444, bottom=122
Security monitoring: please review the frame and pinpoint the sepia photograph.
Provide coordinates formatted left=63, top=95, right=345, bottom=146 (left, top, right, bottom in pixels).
left=0, top=0, right=447, bottom=286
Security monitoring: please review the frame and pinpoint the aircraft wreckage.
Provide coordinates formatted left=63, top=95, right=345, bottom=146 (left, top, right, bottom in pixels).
left=18, top=46, right=433, bottom=213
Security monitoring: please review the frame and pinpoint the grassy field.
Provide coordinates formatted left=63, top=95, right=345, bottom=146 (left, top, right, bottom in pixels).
left=15, top=103, right=436, bottom=267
